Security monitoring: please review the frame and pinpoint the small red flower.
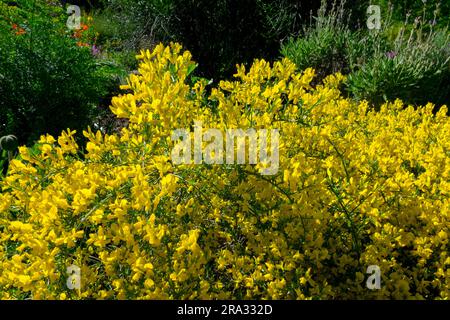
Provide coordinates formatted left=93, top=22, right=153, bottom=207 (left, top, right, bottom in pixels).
left=12, top=23, right=26, bottom=35
left=15, top=28, right=26, bottom=35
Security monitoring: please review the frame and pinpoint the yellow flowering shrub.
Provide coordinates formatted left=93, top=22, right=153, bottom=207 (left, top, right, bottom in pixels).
left=0, top=43, right=449, bottom=300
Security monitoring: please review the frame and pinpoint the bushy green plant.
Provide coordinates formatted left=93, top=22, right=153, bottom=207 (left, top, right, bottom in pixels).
left=346, top=26, right=450, bottom=107
left=281, top=1, right=357, bottom=83
left=0, top=0, right=116, bottom=145
left=94, top=0, right=174, bottom=52
left=377, top=0, right=450, bottom=27
left=282, top=0, right=450, bottom=108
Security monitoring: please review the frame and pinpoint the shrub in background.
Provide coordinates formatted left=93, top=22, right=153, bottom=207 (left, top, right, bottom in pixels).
left=282, top=0, right=450, bottom=108
left=0, top=43, right=448, bottom=299
left=347, top=26, right=450, bottom=107
left=0, top=0, right=117, bottom=145
left=94, top=0, right=173, bottom=53
left=281, top=1, right=358, bottom=84
left=95, top=0, right=324, bottom=80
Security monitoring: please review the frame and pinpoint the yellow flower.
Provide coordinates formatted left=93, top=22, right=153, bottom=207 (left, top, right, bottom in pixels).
left=0, top=43, right=448, bottom=300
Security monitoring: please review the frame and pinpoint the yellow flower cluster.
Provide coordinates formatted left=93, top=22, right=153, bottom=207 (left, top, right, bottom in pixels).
left=0, top=43, right=449, bottom=299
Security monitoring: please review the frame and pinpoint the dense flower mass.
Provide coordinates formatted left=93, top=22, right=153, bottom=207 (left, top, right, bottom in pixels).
left=0, top=43, right=449, bottom=299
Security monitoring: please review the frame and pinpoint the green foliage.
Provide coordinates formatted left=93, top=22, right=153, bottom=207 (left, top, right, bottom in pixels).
left=347, top=27, right=450, bottom=107
left=377, top=0, right=450, bottom=27
left=95, top=0, right=324, bottom=79
left=94, top=0, right=174, bottom=51
left=282, top=1, right=450, bottom=107
left=281, top=1, right=356, bottom=82
left=0, top=0, right=116, bottom=145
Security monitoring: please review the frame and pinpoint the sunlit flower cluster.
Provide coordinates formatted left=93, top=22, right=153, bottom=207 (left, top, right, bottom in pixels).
left=0, top=43, right=448, bottom=299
